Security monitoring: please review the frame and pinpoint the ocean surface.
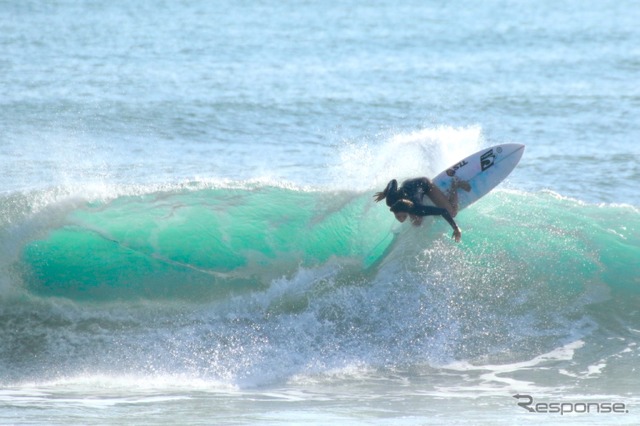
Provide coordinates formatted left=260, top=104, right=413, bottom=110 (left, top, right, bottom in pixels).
left=1, top=0, right=639, bottom=424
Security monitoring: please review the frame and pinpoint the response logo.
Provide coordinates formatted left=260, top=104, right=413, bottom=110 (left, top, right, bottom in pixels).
left=513, top=394, right=629, bottom=415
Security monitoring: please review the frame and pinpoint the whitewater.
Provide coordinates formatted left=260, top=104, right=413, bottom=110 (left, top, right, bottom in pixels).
left=2, top=0, right=640, bottom=424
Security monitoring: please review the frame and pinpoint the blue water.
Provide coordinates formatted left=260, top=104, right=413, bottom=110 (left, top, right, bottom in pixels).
left=1, top=0, right=639, bottom=424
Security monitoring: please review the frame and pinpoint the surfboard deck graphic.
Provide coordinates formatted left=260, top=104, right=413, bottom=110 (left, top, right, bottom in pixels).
left=430, top=143, right=525, bottom=210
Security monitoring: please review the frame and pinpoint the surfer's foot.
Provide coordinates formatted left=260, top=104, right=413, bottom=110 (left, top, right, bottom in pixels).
left=452, top=178, right=471, bottom=192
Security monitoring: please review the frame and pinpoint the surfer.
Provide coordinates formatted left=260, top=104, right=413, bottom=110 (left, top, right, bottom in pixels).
left=374, top=177, right=470, bottom=242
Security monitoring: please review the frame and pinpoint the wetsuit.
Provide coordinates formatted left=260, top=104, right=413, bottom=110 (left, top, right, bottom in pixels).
left=385, top=177, right=459, bottom=232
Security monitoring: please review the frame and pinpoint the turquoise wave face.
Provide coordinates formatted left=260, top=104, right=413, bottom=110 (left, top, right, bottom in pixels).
left=20, top=186, right=394, bottom=300
left=459, top=191, right=639, bottom=295
left=16, top=186, right=640, bottom=302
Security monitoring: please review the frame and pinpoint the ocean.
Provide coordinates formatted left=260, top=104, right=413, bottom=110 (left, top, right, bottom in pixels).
left=1, top=0, right=639, bottom=424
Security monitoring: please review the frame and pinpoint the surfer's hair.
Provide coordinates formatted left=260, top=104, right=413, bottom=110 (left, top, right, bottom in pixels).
left=373, top=179, right=400, bottom=207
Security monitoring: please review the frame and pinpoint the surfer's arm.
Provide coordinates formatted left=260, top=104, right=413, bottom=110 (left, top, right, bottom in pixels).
left=412, top=204, right=460, bottom=236
left=391, top=200, right=462, bottom=242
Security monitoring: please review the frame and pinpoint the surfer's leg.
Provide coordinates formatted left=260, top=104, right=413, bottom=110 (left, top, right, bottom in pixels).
left=425, top=183, right=457, bottom=218
left=447, top=178, right=471, bottom=217
left=426, top=178, right=470, bottom=218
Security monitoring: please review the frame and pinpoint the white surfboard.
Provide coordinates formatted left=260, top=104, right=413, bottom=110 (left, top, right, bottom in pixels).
left=430, top=143, right=525, bottom=210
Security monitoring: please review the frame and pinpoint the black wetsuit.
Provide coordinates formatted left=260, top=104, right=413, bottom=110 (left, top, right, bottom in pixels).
left=387, top=177, right=459, bottom=231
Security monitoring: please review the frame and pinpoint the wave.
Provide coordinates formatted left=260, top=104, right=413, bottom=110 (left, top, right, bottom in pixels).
left=6, top=183, right=637, bottom=298
left=3, top=183, right=394, bottom=300
left=1, top=183, right=639, bottom=387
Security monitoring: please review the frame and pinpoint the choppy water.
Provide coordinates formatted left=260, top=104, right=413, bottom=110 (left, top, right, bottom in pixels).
left=1, top=0, right=639, bottom=424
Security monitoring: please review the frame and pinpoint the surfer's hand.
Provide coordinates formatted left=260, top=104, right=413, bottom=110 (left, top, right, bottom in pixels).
left=452, top=227, right=462, bottom=243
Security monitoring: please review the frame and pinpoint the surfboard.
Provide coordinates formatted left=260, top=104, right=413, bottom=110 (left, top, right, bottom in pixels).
left=430, top=143, right=525, bottom=210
